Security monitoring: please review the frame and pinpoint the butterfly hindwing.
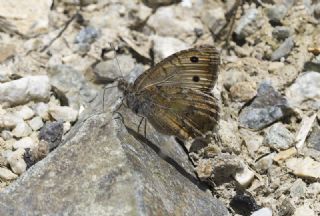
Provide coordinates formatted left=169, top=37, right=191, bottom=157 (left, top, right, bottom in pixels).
left=144, top=86, right=219, bottom=140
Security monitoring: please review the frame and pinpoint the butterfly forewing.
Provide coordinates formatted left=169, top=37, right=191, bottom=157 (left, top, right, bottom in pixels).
left=133, top=45, right=220, bottom=93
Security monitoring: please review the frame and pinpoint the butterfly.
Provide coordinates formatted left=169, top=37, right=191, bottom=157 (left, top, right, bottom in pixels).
left=117, top=45, right=220, bottom=141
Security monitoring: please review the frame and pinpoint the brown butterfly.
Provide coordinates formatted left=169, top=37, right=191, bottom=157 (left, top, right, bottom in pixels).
left=117, top=45, right=220, bottom=141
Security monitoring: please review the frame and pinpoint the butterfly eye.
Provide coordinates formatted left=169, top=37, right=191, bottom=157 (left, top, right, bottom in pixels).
left=190, top=56, right=199, bottom=63
left=192, top=76, right=200, bottom=82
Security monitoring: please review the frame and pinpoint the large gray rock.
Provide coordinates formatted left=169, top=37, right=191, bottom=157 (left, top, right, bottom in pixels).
left=0, top=88, right=228, bottom=216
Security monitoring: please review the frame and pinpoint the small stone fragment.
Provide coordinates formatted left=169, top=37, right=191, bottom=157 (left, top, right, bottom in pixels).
left=0, top=76, right=50, bottom=106
left=152, top=35, right=189, bottom=63
left=251, top=207, right=273, bottom=216
left=0, top=167, right=18, bottom=180
left=13, top=137, right=36, bottom=149
left=307, top=125, right=320, bottom=151
left=307, top=182, right=320, bottom=195
left=26, top=140, right=49, bottom=166
left=28, top=116, right=44, bottom=131
left=271, top=37, right=294, bottom=61
left=286, top=72, right=320, bottom=109
left=49, top=105, right=78, bottom=122
left=63, top=121, right=71, bottom=134
left=33, top=102, right=50, bottom=120
left=12, top=121, right=32, bottom=138
left=15, top=106, right=35, bottom=120
left=239, top=83, right=292, bottom=130
left=1, top=130, right=13, bottom=140
left=272, top=26, right=291, bottom=41
left=293, top=205, right=315, bottom=216
left=290, top=179, right=306, bottom=198
left=39, top=121, right=64, bottom=151
left=273, top=147, right=297, bottom=164
left=267, top=4, right=288, bottom=23
left=0, top=113, right=22, bottom=129
left=195, top=159, right=213, bottom=179
left=74, top=26, right=99, bottom=44
left=230, top=194, right=261, bottom=216
left=234, top=165, right=255, bottom=188
left=286, top=157, right=320, bottom=179
left=93, top=55, right=136, bottom=83
left=201, top=7, right=226, bottom=36
left=7, top=148, right=27, bottom=175
left=235, top=8, right=263, bottom=40
left=255, top=153, right=276, bottom=173
left=264, top=123, right=294, bottom=150
left=278, top=198, right=295, bottom=216
left=229, top=81, right=257, bottom=102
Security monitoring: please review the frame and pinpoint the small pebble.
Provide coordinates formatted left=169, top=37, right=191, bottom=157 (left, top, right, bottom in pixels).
left=286, top=157, right=320, bottom=179
left=33, top=102, right=50, bottom=120
left=251, top=207, right=272, bottom=216
left=293, top=205, right=315, bottom=216
left=307, top=182, right=320, bottom=195
left=1, top=130, right=13, bottom=140
left=63, top=121, right=71, bottom=134
left=13, top=137, right=36, bottom=149
left=0, top=76, right=50, bottom=106
left=74, top=26, right=99, bottom=44
left=7, top=148, right=27, bottom=175
left=39, top=121, right=64, bottom=151
left=15, top=106, right=35, bottom=120
left=0, top=167, right=18, bottom=180
left=264, top=123, right=294, bottom=150
left=273, top=147, right=297, bottom=164
left=230, top=81, right=257, bottom=102
left=255, top=153, right=276, bottom=173
left=12, top=121, right=33, bottom=138
left=271, top=37, right=294, bottom=61
left=28, top=116, right=44, bottom=131
left=290, top=179, right=306, bottom=198
left=49, top=105, right=78, bottom=122
left=0, top=113, right=23, bottom=129
left=234, top=165, right=255, bottom=188
left=272, top=26, right=291, bottom=41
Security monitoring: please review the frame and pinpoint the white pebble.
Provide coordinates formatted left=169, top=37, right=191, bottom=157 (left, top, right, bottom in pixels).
left=63, top=121, right=71, bottom=133
left=13, top=137, right=36, bottom=149
left=293, top=205, right=315, bottom=216
left=1, top=130, right=13, bottom=140
left=33, top=102, right=49, bottom=120
left=7, top=148, right=27, bottom=175
left=49, top=105, right=78, bottom=122
left=0, top=113, right=23, bottom=129
left=0, top=167, right=18, bottom=180
left=15, top=106, right=35, bottom=120
left=234, top=165, right=255, bottom=188
left=0, top=76, right=50, bottom=106
left=286, top=157, right=320, bottom=179
left=28, top=116, right=44, bottom=131
left=251, top=207, right=273, bottom=216
left=12, top=121, right=32, bottom=138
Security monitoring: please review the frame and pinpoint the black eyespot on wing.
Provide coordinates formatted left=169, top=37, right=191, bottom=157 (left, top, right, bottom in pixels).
left=192, top=76, right=200, bottom=82
left=190, top=56, right=199, bottom=63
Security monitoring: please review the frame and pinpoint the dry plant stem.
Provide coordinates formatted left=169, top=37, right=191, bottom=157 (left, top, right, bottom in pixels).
left=40, top=13, right=78, bottom=52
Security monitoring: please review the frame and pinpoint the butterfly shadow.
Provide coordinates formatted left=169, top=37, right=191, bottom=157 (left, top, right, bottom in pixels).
left=123, top=124, right=209, bottom=192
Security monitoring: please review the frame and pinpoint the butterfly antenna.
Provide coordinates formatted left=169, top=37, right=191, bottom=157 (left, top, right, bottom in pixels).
left=109, top=43, right=124, bottom=78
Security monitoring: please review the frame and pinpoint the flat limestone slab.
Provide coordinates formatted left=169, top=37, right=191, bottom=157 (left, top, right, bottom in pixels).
left=0, top=89, right=228, bottom=215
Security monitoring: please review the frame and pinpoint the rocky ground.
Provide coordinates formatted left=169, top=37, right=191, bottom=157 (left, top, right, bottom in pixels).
left=0, top=0, right=319, bottom=215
